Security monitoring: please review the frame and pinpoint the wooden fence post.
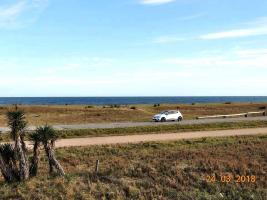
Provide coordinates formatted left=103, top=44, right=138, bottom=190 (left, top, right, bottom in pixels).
left=95, top=160, right=99, bottom=173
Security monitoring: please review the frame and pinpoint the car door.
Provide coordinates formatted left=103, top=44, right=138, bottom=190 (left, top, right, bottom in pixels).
left=167, top=111, right=175, bottom=120
left=165, top=111, right=171, bottom=120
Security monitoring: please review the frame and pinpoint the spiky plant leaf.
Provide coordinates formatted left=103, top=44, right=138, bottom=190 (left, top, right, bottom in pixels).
left=35, top=126, right=58, bottom=145
left=29, top=131, right=41, bottom=143
left=6, top=110, right=27, bottom=140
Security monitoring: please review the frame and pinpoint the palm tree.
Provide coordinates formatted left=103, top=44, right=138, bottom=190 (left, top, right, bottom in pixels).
left=35, top=126, right=65, bottom=176
left=6, top=110, right=29, bottom=181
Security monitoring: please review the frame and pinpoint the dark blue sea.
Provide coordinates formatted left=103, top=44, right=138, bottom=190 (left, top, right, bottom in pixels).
left=0, top=97, right=267, bottom=105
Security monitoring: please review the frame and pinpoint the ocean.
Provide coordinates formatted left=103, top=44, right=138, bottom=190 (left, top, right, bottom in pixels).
left=0, top=97, right=267, bottom=105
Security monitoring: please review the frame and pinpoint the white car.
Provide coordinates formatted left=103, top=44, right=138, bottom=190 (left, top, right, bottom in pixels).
left=153, top=110, right=183, bottom=122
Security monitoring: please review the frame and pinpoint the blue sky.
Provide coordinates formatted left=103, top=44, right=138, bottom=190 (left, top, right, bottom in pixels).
left=0, top=0, right=267, bottom=96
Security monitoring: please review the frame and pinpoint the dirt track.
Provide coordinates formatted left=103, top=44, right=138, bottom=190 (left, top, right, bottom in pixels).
left=24, top=127, right=267, bottom=148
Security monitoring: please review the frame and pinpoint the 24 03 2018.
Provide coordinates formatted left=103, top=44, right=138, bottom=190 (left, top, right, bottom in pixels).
left=206, top=175, right=256, bottom=183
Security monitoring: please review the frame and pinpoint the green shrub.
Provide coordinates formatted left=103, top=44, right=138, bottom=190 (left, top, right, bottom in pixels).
left=85, top=105, right=94, bottom=109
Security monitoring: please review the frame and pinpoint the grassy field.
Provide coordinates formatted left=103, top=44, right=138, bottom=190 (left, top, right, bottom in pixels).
left=1, top=120, right=267, bottom=142
left=0, top=135, right=266, bottom=199
left=0, top=102, right=266, bottom=126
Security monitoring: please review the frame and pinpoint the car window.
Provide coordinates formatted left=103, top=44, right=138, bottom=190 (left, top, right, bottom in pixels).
left=160, top=111, right=168, bottom=114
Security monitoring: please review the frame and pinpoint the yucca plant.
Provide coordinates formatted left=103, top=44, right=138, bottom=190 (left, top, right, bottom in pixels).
left=6, top=110, right=29, bottom=181
left=6, top=111, right=27, bottom=140
left=0, top=144, right=16, bottom=162
left=35, top=126, right=65, bottom=176
left=29, top=132, right=41, bottom=177
left=1, top=110, right=65, bottom=183
left=0, top=144, right=19, bottom=182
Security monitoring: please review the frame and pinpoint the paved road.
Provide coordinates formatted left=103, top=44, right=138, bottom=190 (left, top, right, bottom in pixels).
left=0, top=116, right=267, bottom=133
left=23, top=127, right=267, bottom=148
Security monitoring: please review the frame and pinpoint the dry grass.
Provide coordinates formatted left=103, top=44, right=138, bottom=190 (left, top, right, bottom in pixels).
left=0, top=135, right=266, bottom=199
left=0, top=103, right=266, bottom=126
left=1, top=120, right=267, bottom=142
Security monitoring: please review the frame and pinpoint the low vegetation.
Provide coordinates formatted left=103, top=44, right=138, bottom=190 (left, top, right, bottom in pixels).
left=0, top=135, right=266, bottom=199
left=56, top=120, right=267, bottom=139
left=0, top=102, right=266, bottom=126
left=2, top=120, right=267, bottom=142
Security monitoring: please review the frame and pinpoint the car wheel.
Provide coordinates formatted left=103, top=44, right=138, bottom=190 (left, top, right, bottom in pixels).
left=178, top=117, right=183, bottom=122
left=161, top=117, right=166, bottom=122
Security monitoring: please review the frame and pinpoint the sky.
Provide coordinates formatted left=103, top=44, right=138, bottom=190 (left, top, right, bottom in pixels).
left=0, top=0, right=267, bottom=97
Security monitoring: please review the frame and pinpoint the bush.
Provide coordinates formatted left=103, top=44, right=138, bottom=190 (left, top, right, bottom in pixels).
left=108, top=104, right=121, bottom=108
left=130, top=106, right=136, bottom=110
left=259, top=106, right=266, bottom=110
left=124, top=186, right=140, bottom=199
left=85, top=105, right=94, bottom=109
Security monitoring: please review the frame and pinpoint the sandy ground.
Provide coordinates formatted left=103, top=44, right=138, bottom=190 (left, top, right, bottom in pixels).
left=1, top=116, right=267, bottom=133
left=22, top=127, right=267, bottom=148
